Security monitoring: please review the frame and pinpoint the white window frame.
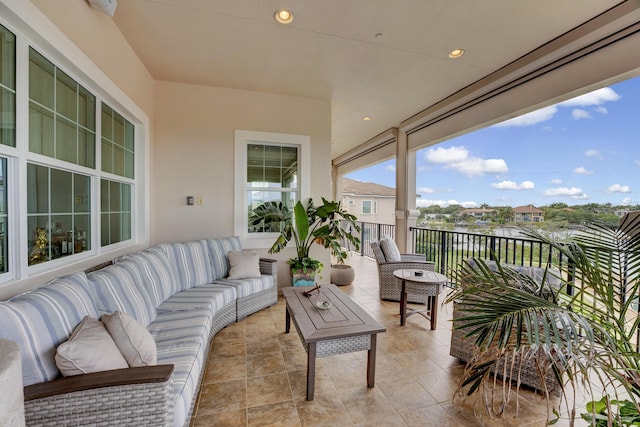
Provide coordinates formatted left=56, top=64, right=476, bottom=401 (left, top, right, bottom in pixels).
left=362, top=200, right=376, bottom=214
left=234, top=130, right=310, bottom=249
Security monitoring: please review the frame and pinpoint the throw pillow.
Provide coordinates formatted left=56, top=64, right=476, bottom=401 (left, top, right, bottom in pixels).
left=55, top=316, right=128, bottom=376
left=379, top=236, right=401, bottom=262
left=101, top=311, right=157, bottom=367
left=227, top=250, right=261, bottom=279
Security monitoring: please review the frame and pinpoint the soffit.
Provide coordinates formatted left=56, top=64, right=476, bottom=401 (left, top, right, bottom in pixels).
left=110, top=0, right=621, bottom=158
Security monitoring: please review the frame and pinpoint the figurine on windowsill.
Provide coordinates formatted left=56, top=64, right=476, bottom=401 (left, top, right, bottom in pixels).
left=28, top=227, right=49, bottom=265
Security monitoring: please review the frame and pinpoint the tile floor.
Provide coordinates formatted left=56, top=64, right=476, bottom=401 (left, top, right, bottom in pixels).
left=190, top=256, right=585, bottom=426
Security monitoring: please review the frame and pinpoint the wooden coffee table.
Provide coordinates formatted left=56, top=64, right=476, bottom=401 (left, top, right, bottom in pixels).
left=282, top=284, right=386, bottom=400
left=393, top=269, right=448, bottom=330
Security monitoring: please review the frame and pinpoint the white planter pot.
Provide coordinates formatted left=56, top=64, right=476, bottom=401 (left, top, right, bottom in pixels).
left=331, top=264, right=355, bottom=286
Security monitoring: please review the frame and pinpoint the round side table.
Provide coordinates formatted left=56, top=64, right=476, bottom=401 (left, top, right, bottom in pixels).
left=393, top=269, right=448, bottom=330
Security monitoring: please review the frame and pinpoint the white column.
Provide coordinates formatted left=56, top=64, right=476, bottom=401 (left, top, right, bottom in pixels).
left=394, top=130, right=417, bottom=253
left=0, top=339, right=25, bottom=426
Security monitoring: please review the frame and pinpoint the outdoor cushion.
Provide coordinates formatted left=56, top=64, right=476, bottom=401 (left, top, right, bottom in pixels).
left=114, top=248, right=180, bottom=306
left=156, top=283, right=237, bottom=314
left=88, top=263, right=158, bottom=327
left=160, top=241, right=214, bottom=290
left=0, top=271, right=98, bottom=386
left=214, top=275, right=274, bottom=298
left=206, top=236, right=242, bottom=280
left=148, top=308, right=212, bottom=347
left=55, top=316, right=128, bottom=376
left=227, top=250, right=261, bottom=279
left=379, top=236, right=401, bottom=262
left=101, top=311, right=157, bottom=367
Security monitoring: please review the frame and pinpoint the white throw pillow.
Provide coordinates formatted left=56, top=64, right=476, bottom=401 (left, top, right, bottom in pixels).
left=227, top=250, right=261, bottom=279
left=379, top=236, right=401, bottom=262
left=55, top=316, right=128, bottom=376
left=101, top=311, right=157, bottom=367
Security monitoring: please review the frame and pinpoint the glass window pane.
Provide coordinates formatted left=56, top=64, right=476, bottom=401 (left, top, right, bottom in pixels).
left=74, top=174, right=90, bottom=213
left=121, top=212, right=131, bottom=241
left=264, top=145, right=282, bottom=167
left=56, top=70, right=77, bottom=121
left=124, top=151, right=134, bottom=179
left=78, top=128, right=95, bottom=168
left=29, top=103, right=54, bottom=157
left=247, top=190, right=296, bottom=233
left=29, top=49, right=54, bottom=109
left=113, top=144, right=124, bottom=176
left=74, top=214, right=90, bottom=253
left=27, top=164, right=49, bottom=214
left=109, top=213, right=121, bottom=243
left=78, top=85, right=95, bottom=129
left=113, top=113, right=124, bottom=146
left=124, top=121, right=134, bottom=150
left=101, top=105, right=112, bottom=140
left=121, top=184, right=131, bottom=211
left=109, top=181, right=121, bottom=211
left=101, top=139, right=112, bottom=173
left=0, top=88, right=15, bottom=147
left=51, top=214, right=72, bottom=259
left=101, top=213, right=109, bottom=245
left=56, top=116, right=77, bottom=164
left=100, top=179, right=109, bottom=213
left=0, top=25, right=15, bottom=90
left=50, top=168, right=72, bottom=213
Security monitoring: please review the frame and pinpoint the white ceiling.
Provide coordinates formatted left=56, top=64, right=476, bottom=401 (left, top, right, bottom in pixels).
left=111, top=0, right=621, bottom=158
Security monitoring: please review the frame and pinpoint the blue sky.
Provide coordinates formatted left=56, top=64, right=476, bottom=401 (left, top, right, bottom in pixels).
left=346, top=76, right=640, bottom=209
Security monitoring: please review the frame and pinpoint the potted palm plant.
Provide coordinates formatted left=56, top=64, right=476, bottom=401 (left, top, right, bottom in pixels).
left=447, top=213, right=640, bottom=426
left=249, top=197, right=360, bottom=286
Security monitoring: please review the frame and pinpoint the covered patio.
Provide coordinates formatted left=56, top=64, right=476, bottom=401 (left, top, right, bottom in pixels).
left=190, top=254, right=573, bottom=426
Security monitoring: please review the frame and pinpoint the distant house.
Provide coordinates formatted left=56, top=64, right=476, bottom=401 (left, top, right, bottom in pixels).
left=457, top=208, right=495, bottom=219
left=342, top=178, right=395, bottom=225
left=513, top=205, right=544, bottom=222
left=615, top=209, right=632, bottom=217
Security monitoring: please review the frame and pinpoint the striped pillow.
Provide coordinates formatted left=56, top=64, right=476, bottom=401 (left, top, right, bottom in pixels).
left=162, top=241, right=213, bottom=290
left=0, top=272, right=98, bottom=386
left=206, top=237, right=242, bottom=280
left=88, top=263, right=158, bottom=327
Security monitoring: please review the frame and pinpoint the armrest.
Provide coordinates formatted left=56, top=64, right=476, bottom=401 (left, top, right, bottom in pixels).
left=24, top=364, right=174, bottom=401
left=400, top=253, right=426, bottom=262
left=24, top=365, right=175, bottom=426
left=259, top=258, right=278, bottom=275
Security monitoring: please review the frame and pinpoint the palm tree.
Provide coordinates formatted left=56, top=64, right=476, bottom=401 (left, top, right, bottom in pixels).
left=447, top=213, right=640, bottom=426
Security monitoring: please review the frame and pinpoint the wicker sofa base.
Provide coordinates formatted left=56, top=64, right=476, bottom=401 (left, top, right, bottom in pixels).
left=450, top=303, right=562, bottom=397
left=236, top=286, right=278, bottom=320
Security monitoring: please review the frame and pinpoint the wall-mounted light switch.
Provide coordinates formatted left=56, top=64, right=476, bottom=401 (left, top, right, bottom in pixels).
left=186, top=196, right=194, bottom=206
left=197, top=197, right=204, bottom=205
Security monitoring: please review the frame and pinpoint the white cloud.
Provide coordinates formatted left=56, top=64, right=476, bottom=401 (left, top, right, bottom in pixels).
left=417, top=187, right=436, bottom=194
left=493, top=106, right=557, bottom=127
left=559, top=87, right=621, bottom=107
left=574, top=166, right=593, bottom=175
left=492, top=180, right=535, bottom=190
left=607, top=184, right=631, bottom=194
left=585, top=149, right=599, bottom=157
left=424, top=146, right=469, bottom=164
left=635, top=160, right=640, bottom=167
left=596, top=106, right=608, bottom=114
left=572, top=109, right=591, bottom=120
left=385, top=165, right=396, bottom=173
left=543, top=187, right=588, bottom=199
left=550, top=178, right=562, bottom=185
left=424, top=146, right=508, bottom=177
left=622, top=197, right=632, bottom=206
left=416, top=199, right=477, bottom=208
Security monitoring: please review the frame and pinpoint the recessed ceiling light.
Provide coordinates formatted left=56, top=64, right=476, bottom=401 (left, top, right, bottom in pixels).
left=362, top=116, right=372, bottom=121
left=448, top=49, right=465, bottom=59
left=274, top=9, right=294, bottom=24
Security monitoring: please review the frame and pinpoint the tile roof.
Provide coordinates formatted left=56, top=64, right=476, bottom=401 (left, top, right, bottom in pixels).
left=343, top=178, right=395, bottom=197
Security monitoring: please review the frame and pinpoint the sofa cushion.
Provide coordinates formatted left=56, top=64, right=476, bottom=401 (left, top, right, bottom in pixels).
left=101, top=311, right=157, bottom=367
left=214, top=275, right=274, bottom=298
left=156, top=283, right=237, bottom=314
left=379, top=236, right=401, bottom=262
left=55, top=316, right=128, bottom=376
left=88, top=263, right=157, bottom=327
left=148, top=308, right=212, bottom=346
left=227, top=250, right=261, bottom=279
left=0, top=272, right=98, bottom=386
left=206, top=236, right=242, bottom=280
left=160, top=241, right=213, bottom=290
left=114, top=248, right=180, bottom=306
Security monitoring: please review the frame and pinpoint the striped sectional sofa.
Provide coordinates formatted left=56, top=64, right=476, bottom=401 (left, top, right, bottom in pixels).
left=0, top=236, right=278, bottom=427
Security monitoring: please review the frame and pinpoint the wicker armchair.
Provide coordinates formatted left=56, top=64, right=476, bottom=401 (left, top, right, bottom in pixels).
left=370, top=241, right=435, bottom=303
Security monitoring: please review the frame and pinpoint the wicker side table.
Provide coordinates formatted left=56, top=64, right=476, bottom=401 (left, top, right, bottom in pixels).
left=393, top=269, right=447, bottom=330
